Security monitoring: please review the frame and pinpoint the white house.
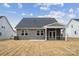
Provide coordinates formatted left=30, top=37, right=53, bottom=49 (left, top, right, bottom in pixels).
left=66, top=19, right=79, bottom=39
left=15, top=17, right=66, bottom=40
left=0, top=16, right=16, bottom=39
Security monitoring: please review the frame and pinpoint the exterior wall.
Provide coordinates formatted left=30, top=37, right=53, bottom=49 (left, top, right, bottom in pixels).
left=17, top=29, right=45, bottom=40
left=0, top=17, right=16, bottom=39
left=66, top=20, right=79, bottom=38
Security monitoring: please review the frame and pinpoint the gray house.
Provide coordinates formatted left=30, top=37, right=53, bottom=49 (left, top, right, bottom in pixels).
left=15, top=18, right=66, bottom=40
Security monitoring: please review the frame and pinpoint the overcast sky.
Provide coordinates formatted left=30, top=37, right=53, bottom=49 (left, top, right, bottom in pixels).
left=0, top=3, right=79, bottom=29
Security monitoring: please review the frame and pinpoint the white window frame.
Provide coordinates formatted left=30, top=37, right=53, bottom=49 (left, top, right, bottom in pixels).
left=37, top=30, right=44, bottom=36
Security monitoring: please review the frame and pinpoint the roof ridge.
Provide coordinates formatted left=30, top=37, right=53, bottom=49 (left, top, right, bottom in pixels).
left=72, top=18, right=79, bottom=21
left=23, top=17, right=55, bottom=19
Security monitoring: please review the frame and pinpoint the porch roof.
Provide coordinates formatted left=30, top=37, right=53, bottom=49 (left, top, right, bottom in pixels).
left=43, top=22, right=65, bottom=28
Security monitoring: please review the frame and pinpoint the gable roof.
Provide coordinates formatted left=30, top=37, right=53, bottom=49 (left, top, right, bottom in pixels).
left=67, top=18, right=79, bottom=27
left=0, top=16, right=3, bottom=19
left=15, top=17, right=57, bottom=29
left=0, top=16, right=16, bottom=33
left=73, top=19, right=79, bottom=21
left=46, top=22, right=65, bottom=26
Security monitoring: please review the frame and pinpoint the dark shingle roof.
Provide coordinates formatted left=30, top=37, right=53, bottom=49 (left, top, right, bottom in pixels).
left=0, top=16, right=4, bottom=19
left=73, top=19, right=79, bottom=21
left=15, top=18, right=57, bottom=28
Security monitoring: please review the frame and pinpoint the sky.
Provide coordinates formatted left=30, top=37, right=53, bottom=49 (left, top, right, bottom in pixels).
left=0, top=3, right=79, bottom=29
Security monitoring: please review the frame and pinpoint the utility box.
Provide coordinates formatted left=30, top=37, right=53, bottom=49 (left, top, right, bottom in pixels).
left=14, top=36, right=19, bottom=40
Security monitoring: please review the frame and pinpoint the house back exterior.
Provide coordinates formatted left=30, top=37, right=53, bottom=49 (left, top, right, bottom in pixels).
left=15, top=18, right=66, bottom=40
left=0, top=16, right=79, bottom=40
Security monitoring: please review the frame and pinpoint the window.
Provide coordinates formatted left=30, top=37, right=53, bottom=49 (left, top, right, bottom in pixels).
left=0, top=32, right=2, bottom=36
left=21, top=30, right=24, bottom=35
left=41, top=31, right=44, bottom=35
left=1, top=26, right=5, bottom=29
left=71, top=25, right=73, bottom=28
left=37, top=30, right=40, bottom=35
left=37, top=30, right=44, bottom=36
left=25, top=30, right=28, bottom=35
left=74, top=31, right=77, bottom=35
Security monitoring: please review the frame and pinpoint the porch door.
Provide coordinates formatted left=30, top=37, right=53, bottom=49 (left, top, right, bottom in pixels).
left=48, top=31, right=56, bottom=39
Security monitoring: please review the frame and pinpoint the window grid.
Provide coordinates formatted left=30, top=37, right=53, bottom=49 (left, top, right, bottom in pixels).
left=37, top=30, right=44, bottom=36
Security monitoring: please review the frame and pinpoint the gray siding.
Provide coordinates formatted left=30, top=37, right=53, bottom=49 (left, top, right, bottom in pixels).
left=15, top=18, right=57, bottom=29
left=17, top=29, right=45, bottom=40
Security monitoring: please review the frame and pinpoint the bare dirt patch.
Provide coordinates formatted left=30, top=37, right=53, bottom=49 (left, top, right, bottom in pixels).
left=0, top=40, right=79, bottom=56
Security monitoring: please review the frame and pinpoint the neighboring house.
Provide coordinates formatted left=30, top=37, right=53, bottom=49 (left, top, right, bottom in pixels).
left=0, top=16, right=16, bottom=39
left=15, top=18, right=66, bottom=40
left=66, top=19, right=79, bottom=39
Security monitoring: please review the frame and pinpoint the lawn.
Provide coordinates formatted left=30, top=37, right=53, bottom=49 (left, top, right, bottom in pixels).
left=0, top=39, right=79, bottom=56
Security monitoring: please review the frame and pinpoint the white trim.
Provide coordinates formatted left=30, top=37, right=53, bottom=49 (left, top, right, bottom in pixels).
left=36, top=29, right=44, bottom=36
left=21, top=29, right=28, bottom=36
left=65, top=28, right=67, bottom=41
left=45, top=28, right=47, bottom=40
left=43, top=22, right=64, bottom=27
left=43, top=22, right=65, bottom=29
left=44, top=26, right=65, bottom=28
left=16, top=28, right=44, bottom=29
left=3, top=16, right=16, bottom=33
left=16, top=26, right=65, bottom=29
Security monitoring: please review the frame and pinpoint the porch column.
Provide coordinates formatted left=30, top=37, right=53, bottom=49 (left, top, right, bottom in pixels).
left=64, top=28, right=67, bottom=41
left=45, top=28, right=47, bottom=40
